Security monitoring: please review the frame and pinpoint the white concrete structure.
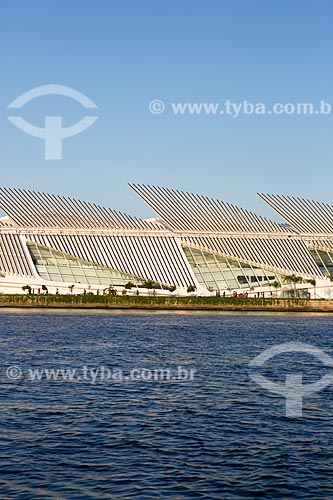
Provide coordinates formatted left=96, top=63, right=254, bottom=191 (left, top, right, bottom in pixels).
left=0, top=185, right=332, bottom=297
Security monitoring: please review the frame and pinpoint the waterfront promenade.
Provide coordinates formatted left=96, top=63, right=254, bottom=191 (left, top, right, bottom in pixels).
left=1, top=295, right=333, bottom=312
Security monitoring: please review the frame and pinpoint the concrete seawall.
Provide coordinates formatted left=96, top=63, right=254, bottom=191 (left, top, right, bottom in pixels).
left=1, top=295, right=333, bottom=312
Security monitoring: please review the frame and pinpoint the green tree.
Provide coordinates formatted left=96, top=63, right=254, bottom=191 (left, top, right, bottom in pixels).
left=124, top=281, right=135, bottom=290
left=305, top=278, right=316, bottom=299
left=142, top=279, right=155, bottom=295
left=283, top=274, right=303, bottom=297
left=142, top=279, right=155, bottom=289
left=271, top=281, right=281, bottom=298
left=22, top=285, right=32, bottom=294
left=187, top=284, right=196, bottom=293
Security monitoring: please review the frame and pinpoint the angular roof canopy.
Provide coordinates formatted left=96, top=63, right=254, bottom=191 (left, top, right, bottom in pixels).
left=130, top=184, right=290, bottom=233
left=0, top=188, right=160, bottom=230
left=258, top=193, right=333, bottom=234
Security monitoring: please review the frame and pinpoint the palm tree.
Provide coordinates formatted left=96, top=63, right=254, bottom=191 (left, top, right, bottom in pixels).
left=283, top=274, right=303, bottom=297
left=305, top=278, right=316, bottom=299
left=271, top=281, right=281, bottom=298
left=142, top=279, right=155, bottom=295
left=124, top=281, right=134, bottom=290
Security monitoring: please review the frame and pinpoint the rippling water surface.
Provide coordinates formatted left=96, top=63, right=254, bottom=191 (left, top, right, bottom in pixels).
left=1, top=310, right=333, bottom=499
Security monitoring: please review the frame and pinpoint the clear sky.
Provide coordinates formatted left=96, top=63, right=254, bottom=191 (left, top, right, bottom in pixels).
left=1, top=1, right=333, bottom=220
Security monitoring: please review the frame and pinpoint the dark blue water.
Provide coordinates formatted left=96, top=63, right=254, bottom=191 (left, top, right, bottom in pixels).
left=1, top=311, right=333, bottom=499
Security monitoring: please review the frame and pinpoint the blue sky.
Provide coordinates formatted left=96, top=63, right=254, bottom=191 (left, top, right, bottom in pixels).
left=1, top=1, right=333, bottom=220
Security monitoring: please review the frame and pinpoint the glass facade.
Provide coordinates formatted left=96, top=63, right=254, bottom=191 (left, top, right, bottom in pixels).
left=23, top=240, right=320, bottom=294
left=310, top=248, right=333, bottom=277
left=182, top=244, right=280, bottom=291
left=27, top=241, right=145, bottom=287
